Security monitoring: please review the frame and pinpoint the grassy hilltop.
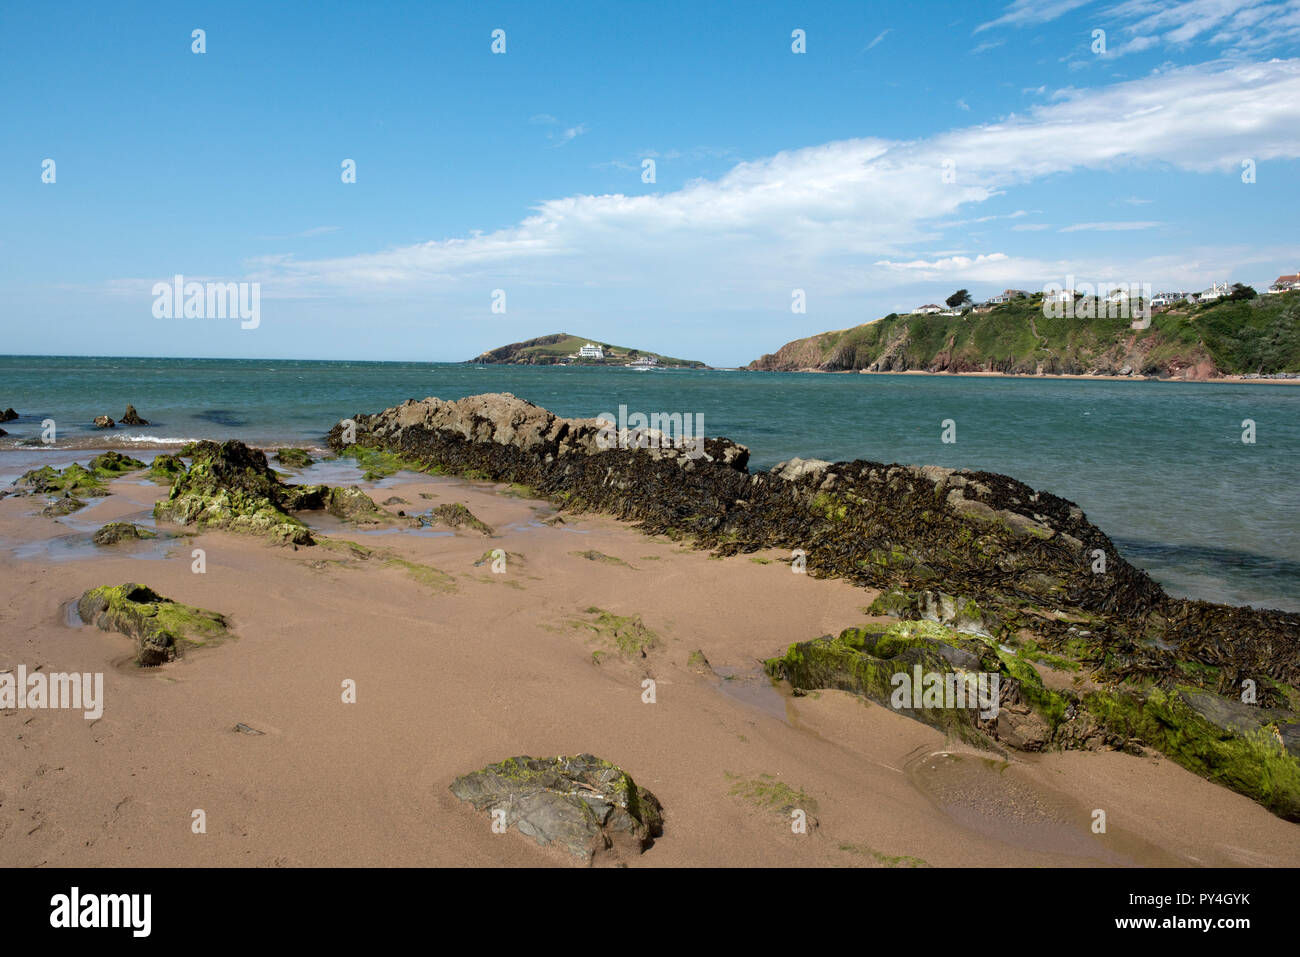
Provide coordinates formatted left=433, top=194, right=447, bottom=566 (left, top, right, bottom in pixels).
left=748, top=291, right=1300, bottom=377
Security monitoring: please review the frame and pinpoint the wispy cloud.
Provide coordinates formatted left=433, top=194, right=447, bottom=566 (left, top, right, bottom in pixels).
left=976, top=0, right=1092, bottom=33
left=866, top=29, right=892, bottom=50
left=548, top=124, right=587, bottom=147
left=1059, top=221, right=1162, bottom=232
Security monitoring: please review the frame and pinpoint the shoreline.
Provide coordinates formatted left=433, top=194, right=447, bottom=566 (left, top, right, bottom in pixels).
left=753, top=367, right=1300, bottom=384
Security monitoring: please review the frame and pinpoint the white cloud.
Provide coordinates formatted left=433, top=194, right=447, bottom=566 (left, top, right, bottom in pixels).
left=866, top=29, right=892, bottom=50
left=976, top=0, right=1093, bottom=32
left=169, top=60, right=1300, bottom=313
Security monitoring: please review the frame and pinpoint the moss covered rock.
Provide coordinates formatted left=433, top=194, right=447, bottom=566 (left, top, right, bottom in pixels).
left=76, top=583, right=230, bottom=666
left=147, top=453, right=186, bottom=485
left=274, top=448, right=314, bottom=468
left=92, top=522, right=157, bottom=545
left=449, top=754, right=663, bottom=863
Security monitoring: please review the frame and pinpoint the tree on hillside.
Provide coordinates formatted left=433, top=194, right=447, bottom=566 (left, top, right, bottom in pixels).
left=946, top=289, right=972, bottom=309
left=1228, top=283, right=1257, bottom=301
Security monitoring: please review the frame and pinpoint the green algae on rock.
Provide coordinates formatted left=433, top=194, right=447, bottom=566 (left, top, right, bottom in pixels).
left=41, top=496, right=88, bottom=517
left=146, top=453, right=187, bottom=485
left=153, top=439, right=393, bottom=546
left=449, top=754, right=663, bottom=863
left=87, top=451, right=146, bottom=475
left=274, top=448, right=314, bottom=468
left=12, top=452, right=144, bottom=498
left=92, top=522, right=158, bottom=545
left=76, top=583, right=230, bottom=667
left=430, top=502, right=492, bottom=534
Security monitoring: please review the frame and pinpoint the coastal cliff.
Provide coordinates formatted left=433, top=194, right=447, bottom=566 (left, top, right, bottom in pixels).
left=328, top=392, right=1300, bottom=819
left=749, top=291, right=1300, bottom=378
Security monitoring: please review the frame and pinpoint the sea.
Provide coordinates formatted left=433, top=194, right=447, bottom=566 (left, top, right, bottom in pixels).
left=1, top=355, right=1296, bottom=612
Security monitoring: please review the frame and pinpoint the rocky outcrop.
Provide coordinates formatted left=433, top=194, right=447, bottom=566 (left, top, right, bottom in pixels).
left=154, top=439, right=391, bottom=545
left=41, top=496, right=87, bottom=517
left=430, top=502, right=492, bottom=534
left=0, top=408, right=16, bottom=422
left=450, top=754, right=664, bottom=863
left=275, top=448, right=314, bottom=468
left=147, top=453, right=186, bottom=485
left=77, top=583, right=230, bottom=666
left=9, top=453, right=145, bottom=501
left=333, top=392, right=1300, bottom=818
left=93, top=415, right=115, bottom=429
left=119, top=405, right=149, bottom=426
left=93, top=522, right=157, bottom=545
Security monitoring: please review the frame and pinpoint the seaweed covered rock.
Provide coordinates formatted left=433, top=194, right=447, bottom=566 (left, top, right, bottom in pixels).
left=0, top=407, right=16, bottom=422
left=41, top=495, right=87, bottom=517
left=12, top=453, right=144, bottom=501
left=93, top=415, right=115, bottom=429
left=87, top=451, right=146, bottom=475
left=155, top=440, right=315, bottom=545
left=154, top=439, right=393, bottom=544
left=430, top=502, right=493, bottom=534
left=323, top=486, right=388, bottom=524
left=275, top=448, right=314, bottom=468
left=765, top=619, right=1063, bottom=749
left=76, top=583, right=230, bottom=666
left=119, top=405, right=149, bottom=426
left=92, top=522, right=157, bottom=545
left=18, top=465, right=103, bottom=498
left=147, top=453, right=186, bottom=485
left=1083, top=687, right=1300, bottom=820
left=449, top=754, right=663, bottom=863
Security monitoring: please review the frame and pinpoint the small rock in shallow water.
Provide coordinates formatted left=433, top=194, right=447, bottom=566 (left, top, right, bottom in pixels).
left=42, top=496, right=87, bottom=517
left=93, top=415, right=115, bottom=429
left=119, top=404, right=149, bottom=426
left=92, top=522, right=156, bottom=546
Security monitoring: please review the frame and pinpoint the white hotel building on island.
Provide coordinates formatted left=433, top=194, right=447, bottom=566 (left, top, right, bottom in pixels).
left=577, top=343, right=604, bottom=359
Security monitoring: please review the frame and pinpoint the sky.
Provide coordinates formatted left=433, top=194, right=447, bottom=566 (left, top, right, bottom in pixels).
left=2, top=0, right=1299, bottom=366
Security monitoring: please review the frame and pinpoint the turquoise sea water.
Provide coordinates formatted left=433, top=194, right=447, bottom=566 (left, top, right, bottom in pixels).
left=1, top=355, right=1296, bottom=611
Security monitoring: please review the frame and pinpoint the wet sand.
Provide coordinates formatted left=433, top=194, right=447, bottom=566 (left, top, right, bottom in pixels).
left=2, top=457, right=1298, bottom=867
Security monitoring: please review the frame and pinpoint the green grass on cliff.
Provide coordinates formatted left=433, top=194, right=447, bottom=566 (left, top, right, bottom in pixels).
left=752, top=291, right=1300, bottom=375
left=471, top=332, right=705, bottom=367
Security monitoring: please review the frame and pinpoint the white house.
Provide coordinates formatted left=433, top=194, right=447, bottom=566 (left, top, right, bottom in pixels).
left=911, top=304, right=943, bottom=314
left=577, top=343, right=604, bottom=359
left=987, top=289, right=1028, bottom=304
left=1268, top=269, right=1300, bottom=294
left=1194, top=282, right=1231, bottom=302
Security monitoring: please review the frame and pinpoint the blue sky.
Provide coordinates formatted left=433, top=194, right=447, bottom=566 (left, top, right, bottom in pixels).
left=2, top=0, right=1298, bottom=365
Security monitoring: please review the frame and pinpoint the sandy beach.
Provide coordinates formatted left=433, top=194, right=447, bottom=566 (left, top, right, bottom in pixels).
left=3, top=459, right=1297, bottom=868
